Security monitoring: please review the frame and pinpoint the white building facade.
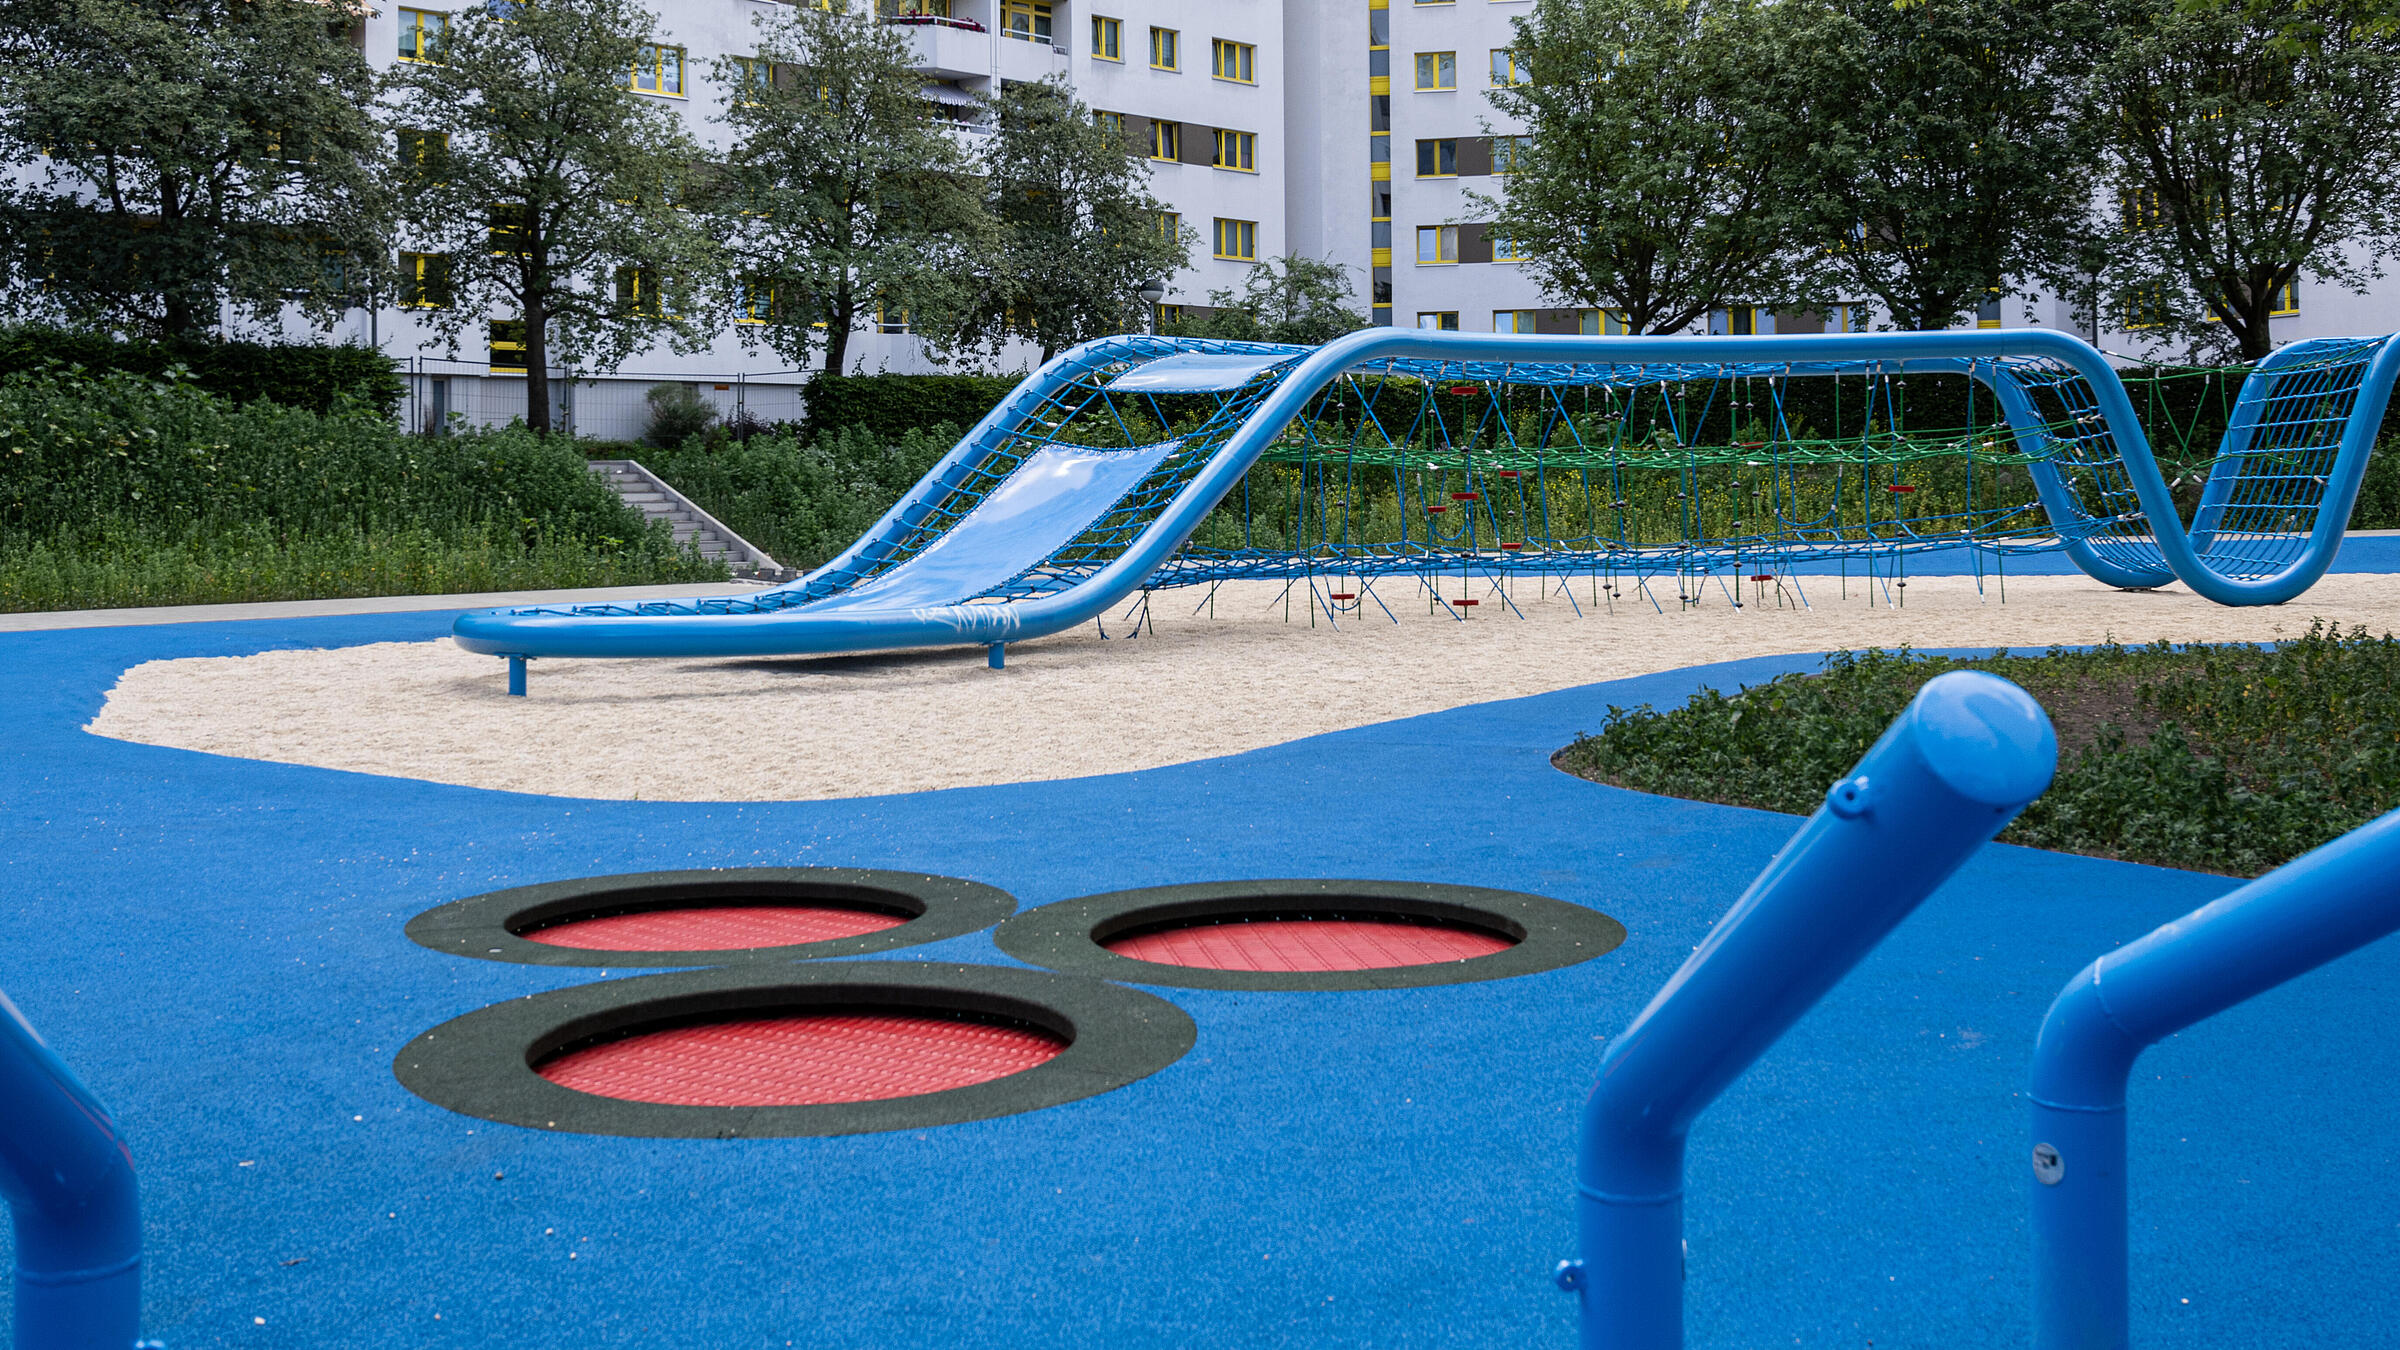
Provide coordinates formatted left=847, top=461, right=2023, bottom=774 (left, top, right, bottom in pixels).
left=334, top=0, right=2393, bottom=439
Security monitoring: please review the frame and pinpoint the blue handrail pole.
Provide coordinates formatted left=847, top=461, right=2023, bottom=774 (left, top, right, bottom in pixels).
left=1573, top=671, right=2058, bottom=1350
left=0, top=990, right=142, bottom=1350
left=2028, top=807, right=2400, bottom=1350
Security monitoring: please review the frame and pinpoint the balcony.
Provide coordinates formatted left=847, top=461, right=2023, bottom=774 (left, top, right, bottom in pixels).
left=893, top=18, right=990, bottom=80
left=994, top=30, right=1067, bottom=85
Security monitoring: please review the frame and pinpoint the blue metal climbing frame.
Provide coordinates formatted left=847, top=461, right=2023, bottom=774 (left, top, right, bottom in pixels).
left=452, top=329, right=2400, bottom=671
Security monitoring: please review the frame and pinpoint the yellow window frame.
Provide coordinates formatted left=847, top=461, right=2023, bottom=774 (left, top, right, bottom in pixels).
left=1151, top=26, right=1179, bottom=70
left=1150, top=120, right=1181, bottom=160
left=1212, top=217, right=1257, bottom=261
left=1413, top=51, right=1456, bottom=90
left=1489, top=49, right=1526, bottom=85
left=631, top=43, right=686, bottom=97
left=1092, top=15, right=1121, bottom=60
left=1211, top=38, right=1254, bottom=83
left=1415, top=224, right=1458, bottom=263
left=397, top=7, right=446, bottom=62
left=1212, top=129, right=1256, bottom=172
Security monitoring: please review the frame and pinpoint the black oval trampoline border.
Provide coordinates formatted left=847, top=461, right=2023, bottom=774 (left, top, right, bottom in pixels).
left=992, top=879, right=1627, bottom=992
left=391, top=961, right=1198, bottom=1138
left=403, top=867, right=1016, bottom=968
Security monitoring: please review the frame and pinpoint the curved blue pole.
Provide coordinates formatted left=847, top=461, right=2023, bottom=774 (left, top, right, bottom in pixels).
left=0, top=990, right=142, bottom=1350
left=1571, top=670, right=2058, bottom=1350
left=2028, top=807, right=2400, bottom=1350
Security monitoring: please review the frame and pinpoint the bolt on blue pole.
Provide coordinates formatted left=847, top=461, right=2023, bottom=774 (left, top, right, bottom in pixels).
left=2028, top=806, right=2400, bottom=1350
left=1570, top=671, right=2058, bottom=1350
left=0, top=989, right=143, bottom=1350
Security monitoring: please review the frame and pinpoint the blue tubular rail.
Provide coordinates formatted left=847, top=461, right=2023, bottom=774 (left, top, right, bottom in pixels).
left=1567, top=671, right=2058, bottom=1350
left=2028, top=807, right=2400, bottom=1350
left=0, top=991, right=142, bottom=1350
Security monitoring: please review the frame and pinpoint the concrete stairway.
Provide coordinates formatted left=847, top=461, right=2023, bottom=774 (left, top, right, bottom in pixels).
left=588, top=459, right=790, bottom=579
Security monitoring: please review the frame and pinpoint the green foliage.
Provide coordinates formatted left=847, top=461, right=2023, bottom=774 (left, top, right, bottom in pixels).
left=1481, top=0, right=1810, bottom=332
left=1172, top=255, right=1368, bottom=346
left=643, top=384, right=718, bottom=449
left=1778, top=0, right=2098, bottom=330
left=2088, top=0, right=2400, bottom=360
left=711, top=3, right=990, bottom=376
left=640, top=424, right=954, bottom=570
left=0, top=324, right=401, bottom=416
left=957, top=77, right=1189, bottom=361
left=1556, top=626, right=2400, bottom=876
left=0, top=368, right=719, bottom=611
left=0, top=0, right=391, bottom=338
left=387, top=0, right=725, bottom=433
left=800, top=371, right=1018, bottom=443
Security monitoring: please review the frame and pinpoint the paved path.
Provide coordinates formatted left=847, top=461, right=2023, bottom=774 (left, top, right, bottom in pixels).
left=0, top=581, right=771, bottom=633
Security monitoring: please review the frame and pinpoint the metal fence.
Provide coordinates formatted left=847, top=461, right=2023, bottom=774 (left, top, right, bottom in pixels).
left=398, top=357, right=814, bottom=442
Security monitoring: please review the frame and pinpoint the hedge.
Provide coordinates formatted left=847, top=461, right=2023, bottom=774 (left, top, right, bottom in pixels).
left=0, top=325, right=403, bottom=416
left=801, top=372, right=1020, bottom=443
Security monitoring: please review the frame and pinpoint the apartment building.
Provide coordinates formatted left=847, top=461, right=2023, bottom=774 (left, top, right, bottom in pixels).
left=337, top=0, right=2390, bottom=436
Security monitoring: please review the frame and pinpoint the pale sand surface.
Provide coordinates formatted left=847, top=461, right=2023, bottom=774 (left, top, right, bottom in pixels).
left=88, top=573, right=2400, bottom=802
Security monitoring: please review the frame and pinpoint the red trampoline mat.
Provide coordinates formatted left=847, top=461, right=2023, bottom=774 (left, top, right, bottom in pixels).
left=521, top=905, right=906, bottom=952
left=538, top=1013, right=1064, bottom=1106
left=1105, top=917, right=1515, bottom=972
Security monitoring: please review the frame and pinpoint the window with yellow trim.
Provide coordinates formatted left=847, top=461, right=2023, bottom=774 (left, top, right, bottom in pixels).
left=1211, top=129, right=1256, bottom=172
left=1494, top=309, right=1535, bottom=333
left=2123, top=288, right=2168, bottom=330
left=614, top=266, right=672, bottom=317
left=733, top=57, right=796, bottom=104
left=1492, top=135, right=1528, bottom=174
left=631, top=44, right=685, bottom=97
left=397, top=8, right=446, bottom=62
left=489, top=319, right=527, bottom=372
left=1489, top=49, right=1526, bottom=84
left=1211, top=39, right=1254, bottom=82
left=1095, top=110, right=1125, bottom=140
left=396, top=128, right=448, bottom=183
left=1002, top=0, right=1053, bottom=42
left=1493, top=232, right=1527, bottom=262
left=1416, top=311, right=1460, bottom=329
left=2119, top=187, right=2163, bottom=233
left=2270, top=278, right=2300, bottom=315
left=1150, top=26, right=1179, bottom=69
left=1092, top=15, right=1121, bottom=60
left=1415, top=224, right=1458, bottom=263
left=398, top=252, right=451, bottom=309
left=1156, top=302, right=1186, bottom=328
left=488, top=203, right=530, bottom=257
left=879, top=0, right=950, bottom=15
left=1212, top=217, right=1257, bottom=260
left=737, top=279, right=778, bottom=324
left=876, top=302, right=910, bottom=333
left=1578, top=308, right=1629, bottom=335
left=1415, top=139, right=1455, bottom=176
left=1413, top=51, right=1455, bottom=90
left=1157, top=209, right=1181, bottom=241
left=1150, top=120, right=1181, bottom=160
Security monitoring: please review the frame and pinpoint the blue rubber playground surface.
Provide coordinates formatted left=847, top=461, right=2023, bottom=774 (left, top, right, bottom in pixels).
left=3, top=609, right=2397, bottom=1348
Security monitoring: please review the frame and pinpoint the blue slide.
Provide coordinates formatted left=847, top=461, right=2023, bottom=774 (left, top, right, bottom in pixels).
left=454, top=328, right=2400, bottom=686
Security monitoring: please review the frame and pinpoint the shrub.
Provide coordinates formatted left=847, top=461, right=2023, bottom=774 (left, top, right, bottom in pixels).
left=0, top=324, right=401, bottom=416
left=641, top=424, right=956, bottom=570
left=1555, top=627, right=2400, bottom=877
left=801, top=372, right=1019, bottom=443
left=0, top=367, right=721, bottom=611
left=642, top=383, right=719, bottom=449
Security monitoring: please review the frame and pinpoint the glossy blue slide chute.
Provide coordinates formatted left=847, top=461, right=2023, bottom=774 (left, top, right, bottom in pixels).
left=1563, top=671, right=2058, bottom=1350
left=453, top=328, right=2400, bottom=685
left=2028, top=807, right=2400, bottom=1350
left=0, top=989, right=144, bottom=1350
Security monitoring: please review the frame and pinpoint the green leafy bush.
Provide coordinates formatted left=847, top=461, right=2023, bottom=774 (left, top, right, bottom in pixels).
left=0, top=368, right=721, bottom=611
left=1555, top=626, right=2400, bottom=877
left=801, top=372, right=1018, bottom=443
left=640, top=424, right=955, bottom=571
left=642, top=384, right=718, bottom=448
left=0, top=324, right=402, bottom=416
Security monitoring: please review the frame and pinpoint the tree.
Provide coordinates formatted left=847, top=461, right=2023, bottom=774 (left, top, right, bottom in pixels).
left=387, top=0, right=721, bottom=433
left=0, top=0, right=389, bottom=338
left=955, top=78, right=1188, bottom=361
left=712, top=4, right=989, bottom=375
left=1479, top=0, right=1809, bottom=334
left=2089, top=0, right=2400, bottom=360
left=1780, top=0, right=2101, bottom=331
left=1171, top=254, right=1366, bottom=345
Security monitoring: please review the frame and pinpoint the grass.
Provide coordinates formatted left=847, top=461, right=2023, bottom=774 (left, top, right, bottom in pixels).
left=1554, top=624, right=2400, bottom=877
left=0, top=368, right=724, bottom=612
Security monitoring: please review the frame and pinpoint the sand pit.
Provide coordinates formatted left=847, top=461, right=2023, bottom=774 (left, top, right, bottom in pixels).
left=87, top=573, right=2400, bottom=801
